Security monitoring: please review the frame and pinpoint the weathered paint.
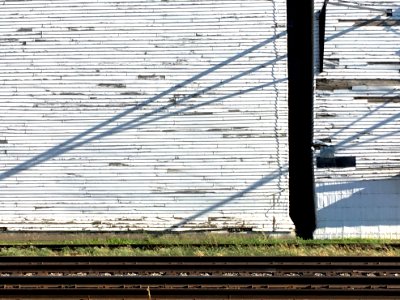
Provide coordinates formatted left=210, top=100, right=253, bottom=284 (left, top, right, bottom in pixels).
left=314, top=0, right=400, bottom=238
left=0, top=0, right=292, bottom=233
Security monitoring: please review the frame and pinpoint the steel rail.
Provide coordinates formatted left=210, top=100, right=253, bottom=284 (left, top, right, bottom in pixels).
left=1, top=255, right=400, bottom=262
left=0, top=261, right=400, bottom=277
left=2, top=274, right=400, bottom=284
left=1, top=256, right=400, bottom=274
left=0, top=257, right=400, bottom=299
left=1, top=275, right=400, bottom=298
left=3, top=288, right=400, bottom=300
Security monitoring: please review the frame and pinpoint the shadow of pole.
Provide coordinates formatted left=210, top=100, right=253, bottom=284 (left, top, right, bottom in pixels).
left=0, top=32, right=286, bottom=181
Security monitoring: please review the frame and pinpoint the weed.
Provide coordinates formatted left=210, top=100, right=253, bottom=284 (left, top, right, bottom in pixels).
left=0, top=233, right=400, bottom=256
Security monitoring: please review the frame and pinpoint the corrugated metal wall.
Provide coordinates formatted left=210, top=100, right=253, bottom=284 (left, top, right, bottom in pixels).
left=314, top=0, right=400, bottom=238
left=0, top=0, right=292, bottom=232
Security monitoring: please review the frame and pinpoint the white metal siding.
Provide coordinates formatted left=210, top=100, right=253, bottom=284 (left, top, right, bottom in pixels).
left=0, top=0, right=292, bottom=232
left=314, top=0, right=400, bottom=238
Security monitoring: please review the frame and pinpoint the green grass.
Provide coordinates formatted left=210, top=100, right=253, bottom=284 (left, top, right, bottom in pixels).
left=0, top=244, right=399, bottom=256
left=0, top=233, right=399, bottom=256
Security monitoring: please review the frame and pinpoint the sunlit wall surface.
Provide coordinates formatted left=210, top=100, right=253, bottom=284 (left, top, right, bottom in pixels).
left=0, top=0, right=291, bottom=232
left=314, top=0, right=400, bottom=238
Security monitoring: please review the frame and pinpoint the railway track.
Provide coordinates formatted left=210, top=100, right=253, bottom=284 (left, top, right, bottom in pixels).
left=1, top=256, right=400, bottom=299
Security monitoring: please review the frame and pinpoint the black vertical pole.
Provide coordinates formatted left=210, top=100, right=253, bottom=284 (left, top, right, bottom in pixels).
left=319, top=0, right=329, bottom=72
left=287, top=0, right=316, bottom=239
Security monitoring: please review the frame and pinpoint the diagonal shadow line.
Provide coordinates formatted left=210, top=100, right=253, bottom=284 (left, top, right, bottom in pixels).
left=328, top=90, right=396, bottom=141
left=7, top=59, right=286, bottom=175
left=120, top=78, right=287, bottom=134
left=167, top=165, right=288, bottom=231
left=324, top=17, right=383, bottom=44
left=28, top=76, right=286, bottom=163
left=92, top=58, right=286, bottom=137
left=322, top=87, right=399, bottom=151
left=0, top=32, right=286, bottom=181
left=337, top=112, right=400, bottom=149
left=314, top=180, right=365, bottom=193
left=126, top=81, right=287, bottom=232
left=318, top=7, right=399, bottom=151
left=318, top=2, right=392, bottom=71
left=329, top=1, right=389, bottom=14
left=338, top=118, right=400, bottom=151
left=318, top=18, right=391, bottom=144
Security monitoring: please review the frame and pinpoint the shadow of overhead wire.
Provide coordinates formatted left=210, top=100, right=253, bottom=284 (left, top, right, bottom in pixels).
left=335, top=111, right=400, bottom=150
left=319, top=3, right=400, bottom=151
left=91, top=57, right=286, bottom=137
left=323, top=90, right=399, bottom=151
left=167, top=165, right=288, bottom=231
left=327, top=92, right=394, bottom=141
left=165, top=0, right=288, bottom=232
left=103, top=76, right=287, bottom=135
left=315, top=4, right=400, bottom=233
left=325, top=16, right=383, bottom=42
left=0, top=31, right=286, bottom=182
